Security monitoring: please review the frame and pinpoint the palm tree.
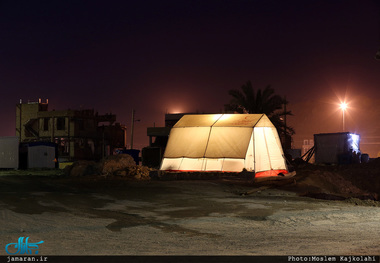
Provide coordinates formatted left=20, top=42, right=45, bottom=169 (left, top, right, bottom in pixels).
left=224, top=81, right=295, bottom=148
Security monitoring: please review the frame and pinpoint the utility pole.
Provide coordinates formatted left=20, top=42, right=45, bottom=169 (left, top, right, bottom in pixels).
left=130, top=109, right=140, bottom=149
left=342, top=109, right=345, bottom=132
left=130, top=109, right=135, bottom=149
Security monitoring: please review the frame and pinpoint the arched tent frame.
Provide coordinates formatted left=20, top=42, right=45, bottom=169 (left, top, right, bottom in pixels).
left=160, top=114, right=288, bottom=177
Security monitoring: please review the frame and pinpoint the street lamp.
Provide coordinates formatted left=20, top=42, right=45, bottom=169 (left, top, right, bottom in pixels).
left=340, top=102, right=347, bottom=132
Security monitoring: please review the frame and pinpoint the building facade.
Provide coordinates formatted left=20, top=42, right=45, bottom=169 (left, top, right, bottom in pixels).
left=16, top=99, right=127, bottom=161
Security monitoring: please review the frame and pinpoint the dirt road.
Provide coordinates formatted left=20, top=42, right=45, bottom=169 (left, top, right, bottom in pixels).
left=0, top=175, right=379, bottom=256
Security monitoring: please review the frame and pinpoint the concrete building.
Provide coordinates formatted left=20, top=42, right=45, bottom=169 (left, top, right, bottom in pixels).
left=16, top=99, right=127, bottom=161
left=143, top=113, right=185, bottom=168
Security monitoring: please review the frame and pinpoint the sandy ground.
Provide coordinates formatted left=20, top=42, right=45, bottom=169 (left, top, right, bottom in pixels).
left=0, top=172, right=379, bottom=256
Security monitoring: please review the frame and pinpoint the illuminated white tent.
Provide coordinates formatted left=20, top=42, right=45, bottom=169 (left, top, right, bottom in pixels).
left=160, top=114, right=288, bottom=177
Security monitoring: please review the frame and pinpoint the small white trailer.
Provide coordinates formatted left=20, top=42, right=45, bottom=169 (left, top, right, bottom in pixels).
left=20, top=142, right=57, bottom=169
left=0, top=136, right=19, bottom=169
left=314, top=132, right=360, bottom=164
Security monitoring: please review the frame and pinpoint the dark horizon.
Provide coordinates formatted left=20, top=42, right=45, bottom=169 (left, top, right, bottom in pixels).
left=1, top=0, right=380, bottom=156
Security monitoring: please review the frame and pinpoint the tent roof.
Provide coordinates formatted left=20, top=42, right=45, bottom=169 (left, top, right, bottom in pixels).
left=173, top=114, right=274, bottom=128
left=164, top=114, right=277, bottom=159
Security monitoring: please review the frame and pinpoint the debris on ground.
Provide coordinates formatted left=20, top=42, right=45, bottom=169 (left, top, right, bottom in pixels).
left=209, top=159, right=380, bottom=203
left=64, top=160, right=99, bottom=177
left=65, top=154, right=151, bottom=180
left=100, top=154, right=136, bottom=176
left=276, top=160, right=380, bottom=202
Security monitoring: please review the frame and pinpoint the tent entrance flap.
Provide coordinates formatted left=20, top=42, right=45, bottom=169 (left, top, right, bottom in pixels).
left=254, top=127, right=287, bottom=173
left=244, top=133, right=254, bottom=171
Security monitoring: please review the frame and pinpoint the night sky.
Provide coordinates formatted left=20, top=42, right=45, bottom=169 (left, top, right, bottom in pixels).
left=1, top=0, right=380, bottom=156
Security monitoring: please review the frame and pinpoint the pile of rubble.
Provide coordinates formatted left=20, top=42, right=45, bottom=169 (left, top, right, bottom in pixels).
left=65, top=154, right=151, bottom=180
left=287, top=160, right=380, bottom=201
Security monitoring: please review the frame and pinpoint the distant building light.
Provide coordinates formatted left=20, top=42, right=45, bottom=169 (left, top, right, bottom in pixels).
left=349, top=133, right=360, bottom=153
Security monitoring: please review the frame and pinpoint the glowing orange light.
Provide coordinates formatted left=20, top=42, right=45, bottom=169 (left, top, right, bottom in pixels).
left=168, top=108, right=184, bottom=114
left=340, top=102, right=348, bottom=111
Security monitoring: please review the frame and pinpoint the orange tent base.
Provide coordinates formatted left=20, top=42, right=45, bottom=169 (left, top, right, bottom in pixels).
left=161, top=169, right=288, bottom=178
left=255, top=169, right=288, bottom=178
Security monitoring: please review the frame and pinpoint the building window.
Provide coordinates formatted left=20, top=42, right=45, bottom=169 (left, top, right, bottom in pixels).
left=43, top=118, right=49, bottom=131
left=57, top=117, right=66, bottom=130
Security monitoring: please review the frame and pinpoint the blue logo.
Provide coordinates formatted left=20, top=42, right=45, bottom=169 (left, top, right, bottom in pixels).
left=5, top=237, right=44, bottom=255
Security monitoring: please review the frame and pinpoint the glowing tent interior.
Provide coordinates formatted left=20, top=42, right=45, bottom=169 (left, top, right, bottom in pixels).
left=160, top=114, right=288, bottom=177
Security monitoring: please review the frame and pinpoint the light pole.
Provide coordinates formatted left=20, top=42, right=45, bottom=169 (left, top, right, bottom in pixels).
left=130, top=109, right=140, bottom=149
left=340, top=102, right=347, bottom=132
left=130, top=109, right=135, bottom=149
